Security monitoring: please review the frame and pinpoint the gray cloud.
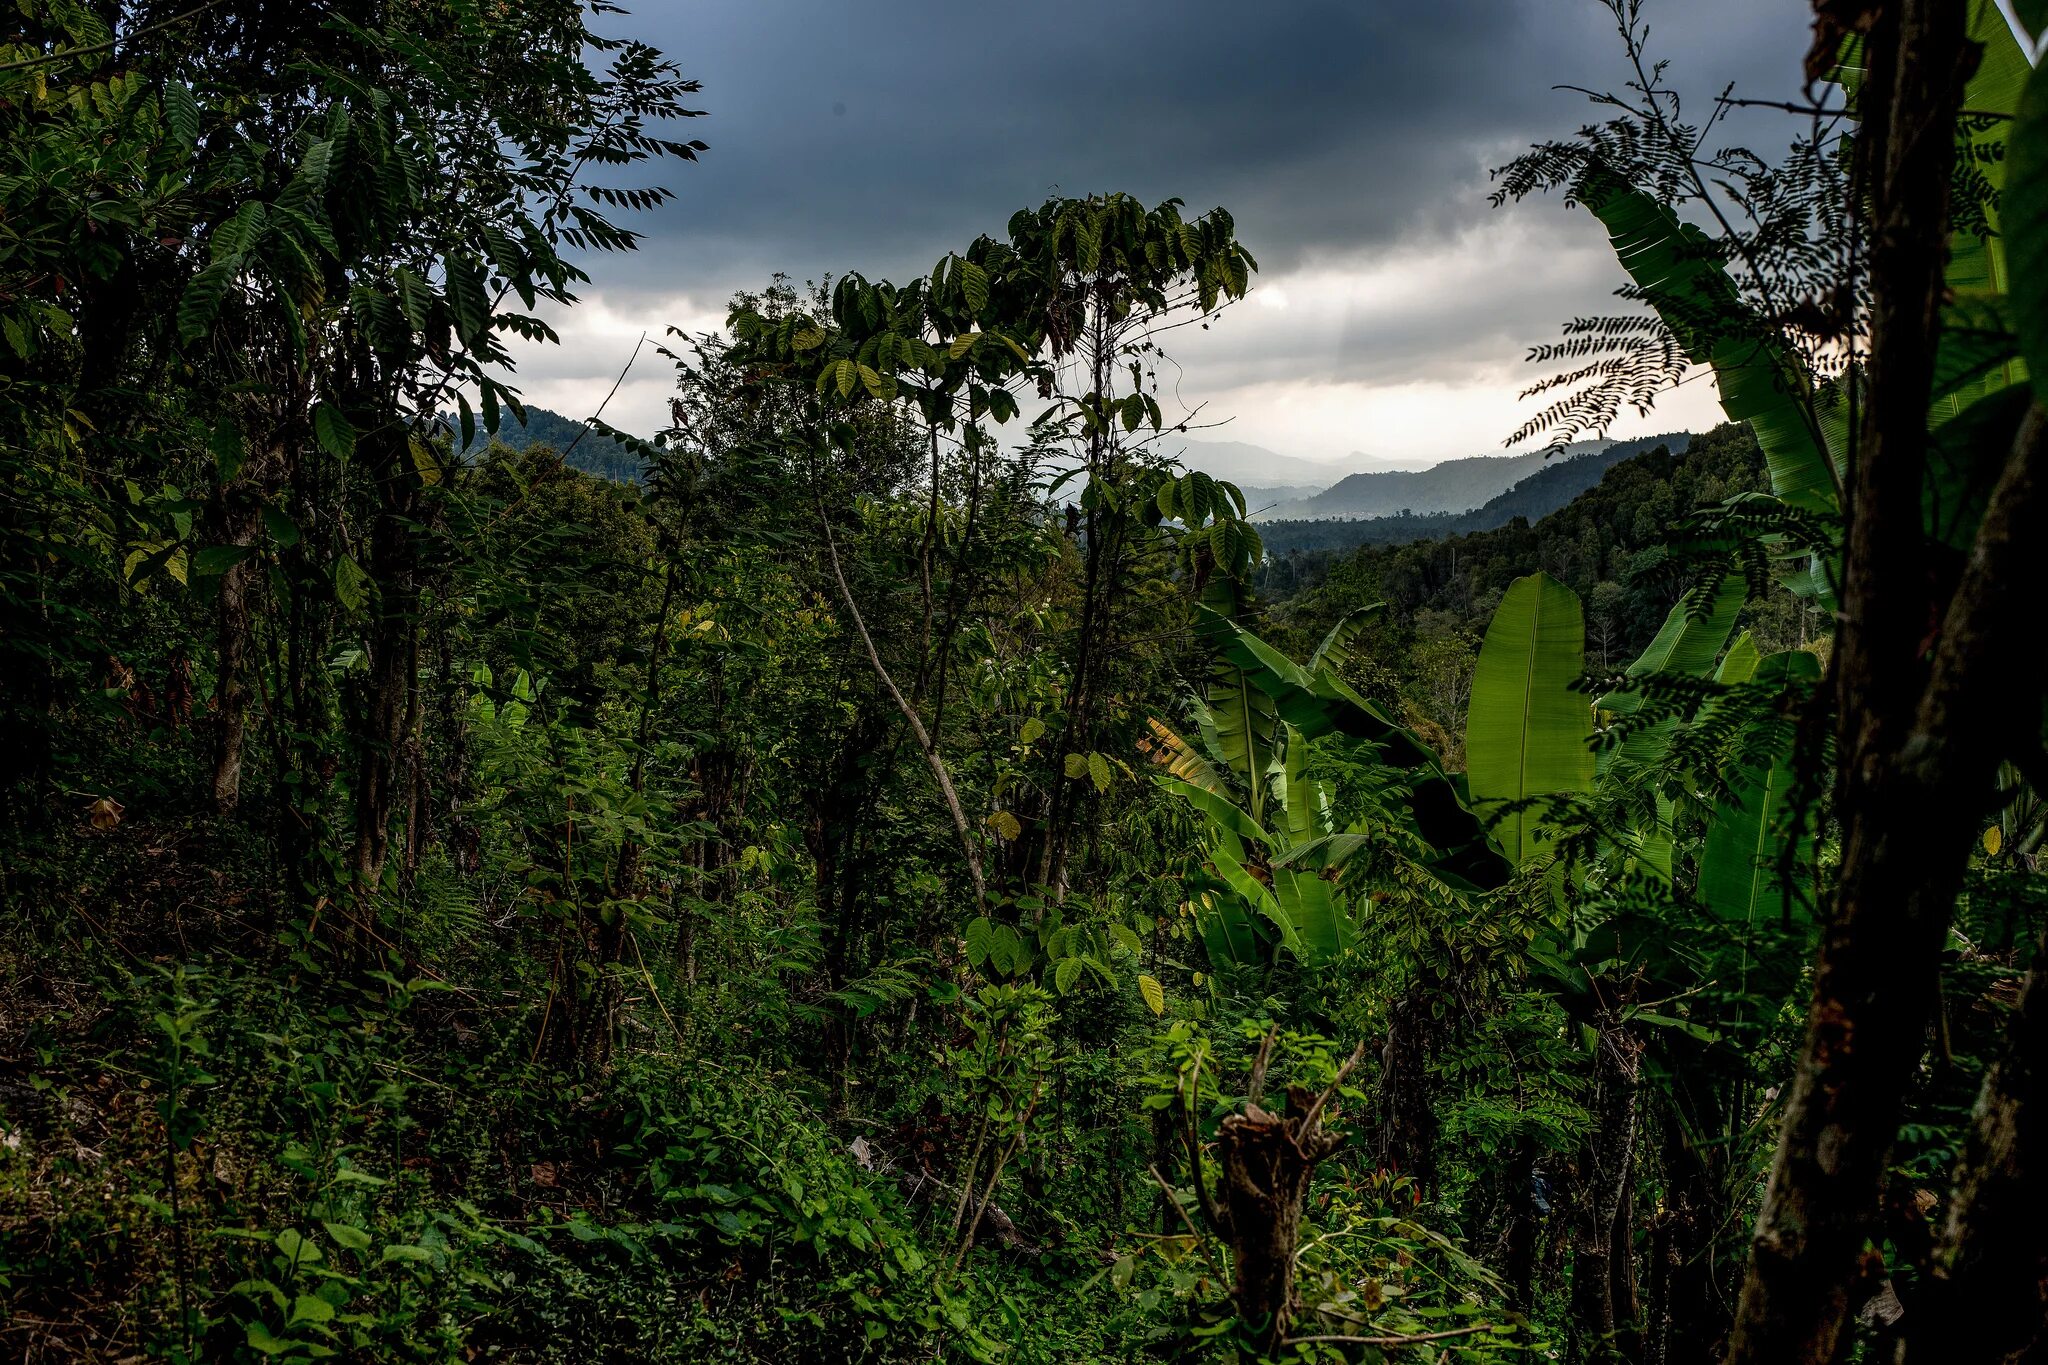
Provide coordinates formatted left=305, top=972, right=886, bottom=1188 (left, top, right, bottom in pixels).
left=505, top=0, right=1822, bottom=456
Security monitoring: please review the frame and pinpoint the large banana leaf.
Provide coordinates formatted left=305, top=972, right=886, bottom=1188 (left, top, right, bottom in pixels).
left=1193, top=607, right=1511, bottom=888
left=1933, top=3, right=2033, bottom=420
left=1308, top=603, right=1382, bottom=674
left=1147, top=717, right=1229, bottom=796
left=1272, top=867, right=1352, bottom=965
left=1715, top=630, right=1760, bottom=687
left=1465, top=573, right=1595, bottom=865
left=1698, top=650, right=1822, bottom=933
left=1598, top=567, right=1748, bottom=770
left=2008, top=14, right=2048, bottom=387
left=1582, top=178, right=1838, bottom=514
left=1204, top=645, right=1282, bottom=827
left=1268, top=723, right=1330, bottom=848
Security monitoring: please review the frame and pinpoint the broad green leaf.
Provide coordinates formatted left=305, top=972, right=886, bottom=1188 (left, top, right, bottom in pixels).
left=1272, top=868, right=1350, bottom=965
left=1715, top=631, right=1761, bottom=686
left=1465, top=573, right=1593, bottom=864
left=1087, top=751, right=1112, bottom=794
left=1699, top=651, right=1823, bottom=933
left=312, top=403, right=356, bottom=459
left=321, top=1221, right=371, bottom=1252
left=1599, top=567, right=1747, bottom=770
left=1581, top=178, right=1837, bottom=514
left=2004, top=43, right=2048, bottom=396
left=1158, top=776, right=1272, bottom=854
left=1307, top=604, right=1382, bottom=675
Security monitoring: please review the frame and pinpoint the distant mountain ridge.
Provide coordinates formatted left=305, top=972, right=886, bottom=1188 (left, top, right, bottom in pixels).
left=1255, top=432, right=1696, bottom=559
left=1169, top=439, right=1433, bottom=489
left=1256, top=436, right=1674, bottom=521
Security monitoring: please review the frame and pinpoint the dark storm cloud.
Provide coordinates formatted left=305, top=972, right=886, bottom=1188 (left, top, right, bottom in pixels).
left=504, top=0, right=1828, bottom=453
left=583, top=0, right=1813, bottom=293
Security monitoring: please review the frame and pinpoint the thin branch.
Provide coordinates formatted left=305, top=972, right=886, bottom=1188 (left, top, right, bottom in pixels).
left=816, top=489, right=987, bottom=904
left=0, top=0, right=231, bottom=73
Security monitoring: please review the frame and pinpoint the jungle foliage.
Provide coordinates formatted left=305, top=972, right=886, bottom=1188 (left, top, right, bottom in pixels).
left=3, top=2, right=2047, bottom=1364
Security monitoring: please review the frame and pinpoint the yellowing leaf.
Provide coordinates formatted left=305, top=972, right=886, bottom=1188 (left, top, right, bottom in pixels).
left=1088, top=751, right=1112, bottom=794
left=1137, top=973, right=1165, bottom=1016
left=986, top=810, right=1022, bottom=841
left=1063, top=753, right=1089, bottom=780
left=1985, top=825, right=2004, bottom=856
left=1019, top=716, right=1045, bottom=746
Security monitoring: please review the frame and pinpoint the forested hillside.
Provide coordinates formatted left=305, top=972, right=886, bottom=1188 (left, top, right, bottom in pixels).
left=5, top=3, right=2048, bottom=1365
left=447, top=406, right=648, bottom=484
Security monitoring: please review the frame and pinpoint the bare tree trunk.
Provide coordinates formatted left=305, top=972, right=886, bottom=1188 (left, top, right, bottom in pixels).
left=1197, top=1037, right=1365, bottom=1354
left=351, top=428, right=425, bottom=891
left=1574, top=1026, right=1643, bottom=1364
left=1724, top=5, right=2047, bottom=1354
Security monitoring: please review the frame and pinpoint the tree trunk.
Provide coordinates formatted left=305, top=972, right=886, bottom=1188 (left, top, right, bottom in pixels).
left=351, top=429, right=425, bottom=890
left=1200, top=1039, right=1365, bottom=1353
left=1724, top=2, right=2048, bottom=1352
left=1375, top=976, right=1442, bottom=1192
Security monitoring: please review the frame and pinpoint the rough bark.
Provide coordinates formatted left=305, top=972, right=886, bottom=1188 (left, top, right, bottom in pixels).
left=1375, top=977, right=1442, bottom=1192
left=350, top=427, right=425, bottom=890
left=1201, top=1038, right=1365, bottom=1352
left=1910, top=934, right=2048, bottom=1364
left=1723, top=5, right=2009, bottom=1361
left=1720, top=5, right=1990, bottom=1358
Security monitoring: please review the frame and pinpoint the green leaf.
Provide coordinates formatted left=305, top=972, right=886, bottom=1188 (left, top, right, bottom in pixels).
left=1715, top=631, right=1761, bottom=686
left=333, top=556, right=371, bottom=613
left=1053, top=956, right=1083, bottom=995
left=288, top=1293, right=335, bottom=1325
left=444, top=255, right=490, bottom=350
left=1158, top=776, right=1274, bottom=853
left=2003, top=41, right=2048, bottom=396
left=245, top=1322, right=294, bottom=1356
left=1699, top=651, right=1823, bottom=939
left=1137, top=973, right=1166, bottom=1016
left=1272, top=867, right=1350, bottom=965
left=1465, top=573, right=1593, bottom=864
left=1087, top=751, right=1112, bottom=794
left=312, top=403, right=356, bottom=458
left=958, top=259, right=990, bottom=313
left=162, top=81, right=199, bottom=153
left=964, top=916, right=994, bottom=968
left=321, top=1221, right=371, bottom=1252
left=1581, top=179, right=1836, bottom=513
left=274, top=1228, right=323, bottom=1265
left=192, top=545, right=253, bottom=578
left=1307, top=604, right=1382, bottom=675
left=178, top=257, right=239, bottom=345
left=1019, top=716, right=1045, bottom=746
left=261, top=506, right=300, bottom=548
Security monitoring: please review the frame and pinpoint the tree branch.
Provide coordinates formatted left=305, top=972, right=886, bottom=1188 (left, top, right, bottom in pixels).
left=816, top=492, right=986, bottom=904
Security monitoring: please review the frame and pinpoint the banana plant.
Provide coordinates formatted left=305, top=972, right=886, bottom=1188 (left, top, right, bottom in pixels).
left=1150, top=605, right=1509, bottom=972
left=1464, top=572, right=1595, bottom=865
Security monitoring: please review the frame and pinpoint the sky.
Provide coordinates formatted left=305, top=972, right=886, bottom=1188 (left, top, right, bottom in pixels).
left=499, top=0, right=1817, bottom=468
